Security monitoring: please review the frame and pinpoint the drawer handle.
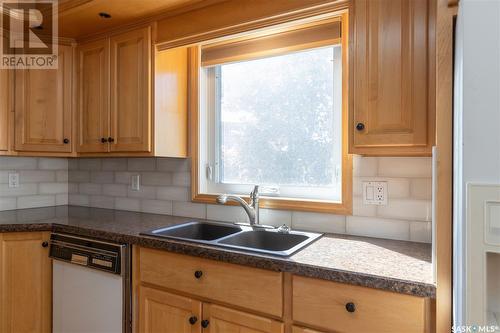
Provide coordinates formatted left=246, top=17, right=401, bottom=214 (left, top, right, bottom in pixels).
left=188, top=316, right=197, bottom=325
left=356, top=123, right=365, bottom=131
left=194, top=270, right=203, bottom=279
left=201, top=319, right=210, bottom=328
left=345, top=302, right=356, bottom=313
left=101, top=137, right=108, bottom=143
left=108, top=137, right=115, bottom=143
left=41, top=241, right=49, bottom=248
left=63, top=138, right=69, bottom=144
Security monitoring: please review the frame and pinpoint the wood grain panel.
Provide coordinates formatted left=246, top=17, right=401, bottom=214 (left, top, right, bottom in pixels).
left=292, top=276, right=430, bottom=333
left=138, top=286, right=202, bottom=333
left=203, top=303, right=284, bottom=333
left=0, top=66, right=9, bottom=152
left=351, top=0, right=434, bottom=155
left=14, top=45, right=73, bottom=153
left=138, top=247, right=283, bottom=317
left=77, top=38, right=110, bottom=153
left=0, top=232, right=52, bottom=333
left=109, top=26, right=151, bottom=152
left=292, top=326, right=325, bottom=333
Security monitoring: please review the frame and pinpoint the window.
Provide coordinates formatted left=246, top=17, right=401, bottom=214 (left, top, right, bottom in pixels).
left=192, top=14, right=352, bottom=213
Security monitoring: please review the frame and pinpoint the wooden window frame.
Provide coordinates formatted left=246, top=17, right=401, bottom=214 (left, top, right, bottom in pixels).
left=190, top=11, right=352, bottom=215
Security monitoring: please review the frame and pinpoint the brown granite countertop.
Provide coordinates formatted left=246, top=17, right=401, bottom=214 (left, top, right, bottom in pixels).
left=0, top=206, right=435, bottom=298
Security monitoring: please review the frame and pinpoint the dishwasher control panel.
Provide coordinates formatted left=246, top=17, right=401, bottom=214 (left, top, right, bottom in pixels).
left=49, top=233, right=125, bottom=275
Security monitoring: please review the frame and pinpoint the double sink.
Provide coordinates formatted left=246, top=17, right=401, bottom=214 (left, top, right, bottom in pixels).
left=142, top=221, right=322, bottom=257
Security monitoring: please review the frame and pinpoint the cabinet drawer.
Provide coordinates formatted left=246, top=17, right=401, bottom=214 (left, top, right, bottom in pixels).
left=292, top=276, right=430, bottom=333
left=139, top=247, right=283, bottom=317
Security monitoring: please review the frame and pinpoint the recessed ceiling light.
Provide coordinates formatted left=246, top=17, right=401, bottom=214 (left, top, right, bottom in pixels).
left=98, top=12, right=111, bottom=19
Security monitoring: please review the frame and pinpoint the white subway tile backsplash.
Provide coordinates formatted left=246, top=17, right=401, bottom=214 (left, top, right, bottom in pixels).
left=78, top=183, right=102, bottom=195
left=172, top=201, right=206, bottom=219
left=127, top=185, right=157, bottom=199
left=19, top=170, right=56, bottom=183
left=410, top=221, right=432, bottom=243
left=78, top=159, right=102, bottom=171
left=56, top=170, right=69, bottom=183
left=56, top=194, right=68, bottom=206
left=410, top=178, right=433, bottom=200
left=292, top=212, right=346, bottom=234
left=156, top=186, right=190, bottom=201
left=91, top=171, right=115, bottom=184
left=102, top=184, right=127, bottom=197
left=38, top=158, right=68, bottom=170
left=128, top=158, right=156, bottom=171
left=114, top=172, right=134, bottom=184
left=141, top=172, right=172, bottom=186
left=172, top=172, right=191, bottom=186
left=68, top=194, right=89, bottom=206
left=378, top=157, right=432, bottom=178
left=102, top=158, right=128, bottom=171
left=39, top=183, right=68, bottom=194
left=90, top=195, right=115, bottom=209
left=115, top=197, right=141, bottom=211
left=352, top=196, right=377, bottom=217
left=206, top=204, right=248, bottom=223
left=141, top=199, right=173, bottom=215
left=346, top=216, right=410, bottom=241
left=156, top=158, right=190, bottom=172
left=0, top=198, right=17, bottom=210
left=353, top=155, right=378, bottom=177
left=68, top=170, right=90, bottom=183
left=259, top=209, right=292, bottom=227
left=17, top=195, right=56, bottom=209
left=377, top=199, right=431, bottom=222
left=0, top=157, right=37, bottom=170
left=0, top=183, right=37, bottom=197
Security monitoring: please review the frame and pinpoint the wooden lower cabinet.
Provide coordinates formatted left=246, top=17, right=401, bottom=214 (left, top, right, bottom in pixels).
left=0, top=232, right=52, bottom=333
left=139, top=286, right=202, bottom=333
left=292, top=326, right=325, bottom=333
left=203, top=304, right=283, bottom=333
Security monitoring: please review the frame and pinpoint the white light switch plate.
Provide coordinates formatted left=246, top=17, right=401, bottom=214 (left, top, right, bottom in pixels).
left=8, top=173, right=19, bottom=188
left=131, top=174, right=140, bottom=191
left=362, top=181, right=387, bottom=205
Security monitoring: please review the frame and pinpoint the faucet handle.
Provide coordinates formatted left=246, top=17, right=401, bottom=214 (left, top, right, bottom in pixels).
left=250, top=185, right=259, bottom=197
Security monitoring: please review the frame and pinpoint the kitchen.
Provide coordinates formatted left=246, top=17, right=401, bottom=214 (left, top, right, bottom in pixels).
left=0, top=0, right=491, bottom=332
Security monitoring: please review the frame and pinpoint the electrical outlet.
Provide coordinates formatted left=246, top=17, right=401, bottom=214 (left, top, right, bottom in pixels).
left=131, top=174, right=140, bottom=191
left=8, top=173, right=19, bottom=188
left=362, top=181, right=387, bottom=205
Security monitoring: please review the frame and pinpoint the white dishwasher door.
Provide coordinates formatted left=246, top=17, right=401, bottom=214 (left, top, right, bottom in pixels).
left=53, top=260, right=123, bottom=333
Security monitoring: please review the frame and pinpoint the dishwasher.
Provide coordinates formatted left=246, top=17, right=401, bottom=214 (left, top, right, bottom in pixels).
left=49, top=233, right=132, bottom=333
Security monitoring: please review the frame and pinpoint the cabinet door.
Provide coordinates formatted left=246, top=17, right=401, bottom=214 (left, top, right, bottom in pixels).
left=0, top=67, right=9, bottom=152
left=351, top=0, right=433, bottom=155
left=139, top=286, right=202, bottom=333
left=14, top=45, right=72, bottom=153
left=109, top=26, right=151, bottom=152
left=77, top=38, right=110, bottom=153
left=202, top=304, right=283, bottom=333
left=0, top=232, right=51, bottom=333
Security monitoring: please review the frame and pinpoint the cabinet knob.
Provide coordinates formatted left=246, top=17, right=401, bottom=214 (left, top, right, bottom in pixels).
left=188, top=316, right=197, bottom=325
left=201, top=320, right=210, bottom=328
left=345, top=302, right=356, bottom=313
left=63, top=138, right=69, bottom=144
left=194, top=270, right=203, bottom=279
left=356, top=123, right=365, bottom=131
left=42, top=241, right=49, bottom=248
left=108, top=137, right=115, bottom=143
left=101, top=137, right=108, bottom=143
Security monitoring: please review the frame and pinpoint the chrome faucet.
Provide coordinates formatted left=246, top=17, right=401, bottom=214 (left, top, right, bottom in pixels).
left=216, top=185, right=260, bottom=226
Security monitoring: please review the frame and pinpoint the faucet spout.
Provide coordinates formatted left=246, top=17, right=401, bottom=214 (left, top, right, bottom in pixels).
left=216, top=185, right=260, bottom=225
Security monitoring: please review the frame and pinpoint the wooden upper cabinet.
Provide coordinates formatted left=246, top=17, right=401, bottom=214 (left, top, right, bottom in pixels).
left=350, top=0, right=435, bottom=156
left=0, top=232, right=52, bottom=333
left=139, top=286, right=202, bottom=333
left=14, top=45, right=73, bottom=153
left=109, top=27, right=151, bottom=152
left=77, top=39, right=110, bottom=153
left=0, top=67, right=9, bottom=152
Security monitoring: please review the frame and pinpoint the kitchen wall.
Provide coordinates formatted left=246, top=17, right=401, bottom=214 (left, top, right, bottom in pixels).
left=0, top=157, right=68, bottom=210
left=67, top=156, right=432, bottom=243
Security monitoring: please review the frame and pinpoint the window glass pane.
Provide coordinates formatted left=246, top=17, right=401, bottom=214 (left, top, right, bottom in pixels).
left=218, top=46, right=338, bottom=187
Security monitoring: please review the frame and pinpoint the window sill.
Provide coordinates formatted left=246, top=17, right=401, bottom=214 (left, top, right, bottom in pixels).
left=192, top=193, right=353, bottom=215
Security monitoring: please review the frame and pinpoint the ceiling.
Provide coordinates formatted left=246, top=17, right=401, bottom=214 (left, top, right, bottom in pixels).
left=57, top=0, right=216, bottom=39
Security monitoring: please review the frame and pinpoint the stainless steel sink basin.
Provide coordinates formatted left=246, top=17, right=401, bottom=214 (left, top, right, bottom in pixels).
left=141, top=221, right=322, bottom=257
left=144, top=221, right=242, bottom=241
